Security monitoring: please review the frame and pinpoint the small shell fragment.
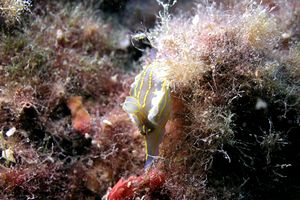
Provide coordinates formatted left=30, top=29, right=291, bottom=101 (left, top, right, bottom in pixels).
left=103, top=119, right=113, bottom=126
left=84, top=133, right=91, bottom=139
left=5, top=127, right=16, bottom=137
left=255, top=98, right=267, bottom=110
left=110, top=74, right=118, bottom=83
left=127, top=181, right=132, bottom=188
left=2, top=148, right=16, bottom=163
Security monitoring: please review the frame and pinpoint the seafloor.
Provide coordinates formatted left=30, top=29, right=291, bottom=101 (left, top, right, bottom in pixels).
left=0, top=0, right=299, bottom=199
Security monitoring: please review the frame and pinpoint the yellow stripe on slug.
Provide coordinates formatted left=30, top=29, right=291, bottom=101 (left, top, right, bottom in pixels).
left=142, top=69, right=153, bottom=108
left=133, top=74, right=142, bottom=97
left=137, top=65, right=149, bottom=99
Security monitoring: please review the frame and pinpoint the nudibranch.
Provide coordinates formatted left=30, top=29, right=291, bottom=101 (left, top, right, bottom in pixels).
left=123, top=64, right=171, bottom=169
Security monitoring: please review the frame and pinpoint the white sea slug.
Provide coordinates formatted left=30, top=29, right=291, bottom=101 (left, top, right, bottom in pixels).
left=123, top=64, right=171, bottom=169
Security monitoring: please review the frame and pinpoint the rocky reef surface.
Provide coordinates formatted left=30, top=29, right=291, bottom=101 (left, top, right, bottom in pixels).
left=0, top=0, right=299, bottom=199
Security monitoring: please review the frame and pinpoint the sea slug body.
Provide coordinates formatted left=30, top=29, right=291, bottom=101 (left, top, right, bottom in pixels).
left=123, top=64, right=171, bottom=169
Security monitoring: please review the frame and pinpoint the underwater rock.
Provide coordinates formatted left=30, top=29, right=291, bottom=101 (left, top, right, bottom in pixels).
left=107, top=168, right=165, bottom=200
left=0, top=0, right=300, bottom=199
left=67, top=96, right=91, bottom=134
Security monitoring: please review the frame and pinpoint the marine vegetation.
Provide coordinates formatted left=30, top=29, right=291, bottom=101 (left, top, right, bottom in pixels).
left=0, top=0, right=299, bottom=199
